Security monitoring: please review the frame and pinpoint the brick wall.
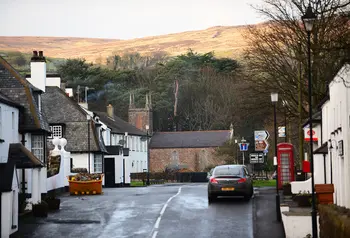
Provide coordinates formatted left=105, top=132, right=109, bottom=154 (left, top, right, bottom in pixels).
left=128, top=108, right=153, bottom=133
left=150, top=147, right=225, bottom=172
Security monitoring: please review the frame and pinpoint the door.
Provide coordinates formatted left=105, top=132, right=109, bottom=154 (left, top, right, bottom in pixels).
left=279, top=152, right=291, bottom=185
left=104, top=157, right=115, bottom=187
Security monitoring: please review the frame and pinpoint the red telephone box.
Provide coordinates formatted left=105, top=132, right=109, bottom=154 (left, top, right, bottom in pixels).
left=277, top=143, right=295, bottom=189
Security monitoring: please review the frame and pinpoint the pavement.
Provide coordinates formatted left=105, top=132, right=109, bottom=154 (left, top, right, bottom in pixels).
left=12, top=184, right=285, bottom=238
left=253, top=187, right=286, bottom=238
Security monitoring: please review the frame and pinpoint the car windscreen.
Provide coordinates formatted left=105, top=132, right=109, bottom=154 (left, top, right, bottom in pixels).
left=213, top=167, right=243, bottom=177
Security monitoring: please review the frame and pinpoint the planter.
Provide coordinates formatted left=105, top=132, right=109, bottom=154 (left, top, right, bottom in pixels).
left=68, top=174, right=104, bottom=195
left=32, top=201, right=49, bottom=217
left=46, top=198, right=61, bottom=210
left=315, top=184, right=334, bottom=205
left=295, top=195, right=312, bottom=207
left=283, top=183, right=292, bottom=195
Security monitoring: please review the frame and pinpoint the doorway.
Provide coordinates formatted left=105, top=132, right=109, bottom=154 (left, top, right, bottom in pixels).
left=104, top=157, right=115, bottom=187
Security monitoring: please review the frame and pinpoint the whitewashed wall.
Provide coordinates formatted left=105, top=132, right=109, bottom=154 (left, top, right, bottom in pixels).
left=1, top=169, right=19, bottom=238
left=0, top=102, right=19, bottom=163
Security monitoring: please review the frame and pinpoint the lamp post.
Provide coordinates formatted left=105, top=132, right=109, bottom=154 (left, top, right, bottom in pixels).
left=145, top=125, right=150, bottom=185
left=302, top=4, right=317, bottom=238
left=271, top=92, right=281, bottom=222
left=87, top=114, right=91, bottom=173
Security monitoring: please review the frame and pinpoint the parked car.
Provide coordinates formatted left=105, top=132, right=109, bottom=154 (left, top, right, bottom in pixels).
left=207, top=164, right=253, bottom=203
left=206, top=168, right=214, bottom=181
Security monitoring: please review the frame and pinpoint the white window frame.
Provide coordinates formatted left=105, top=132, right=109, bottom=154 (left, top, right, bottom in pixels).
left=94, top=154, right=103, bottom=173
left=48, top=125, right=62, bottom=139
left=31, top=135, right=44, bottom=162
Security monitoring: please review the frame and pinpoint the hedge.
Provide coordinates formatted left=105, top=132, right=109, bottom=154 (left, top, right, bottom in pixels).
left=319, top=204, right=350, bottom=238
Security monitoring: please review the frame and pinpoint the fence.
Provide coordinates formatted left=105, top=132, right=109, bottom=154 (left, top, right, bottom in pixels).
left=131, top=172, right=209, bottom=183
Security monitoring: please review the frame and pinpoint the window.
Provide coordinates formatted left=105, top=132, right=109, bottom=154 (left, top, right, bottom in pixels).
left=12, top=112, right=15, bottom=129
left=94, top=154, right=103, bottom=173
left=31, top=135, right=44, bottom=162
left=48, top=125, right=62, bottom=139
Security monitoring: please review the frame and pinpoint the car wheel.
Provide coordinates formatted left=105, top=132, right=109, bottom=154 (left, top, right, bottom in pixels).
left=208, top=194, right=217, bottom=204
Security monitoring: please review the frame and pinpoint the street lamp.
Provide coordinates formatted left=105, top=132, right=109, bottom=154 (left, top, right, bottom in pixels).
left=302, top=3, right=317, bottom=238
left=87, top=114, right=91, bottom=173
left=271, top=92, right=281, bottom=222
left=145, top=125, right=150, bottom=185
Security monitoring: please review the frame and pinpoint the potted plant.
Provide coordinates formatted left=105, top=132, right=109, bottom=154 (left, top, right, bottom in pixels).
left=294, top=191, right=312, bottom=207
left=32, top=200, right=49, bottom=217
left=45, top=191, right=61, bottom=210
left=282, top=182, right=292, bottom=195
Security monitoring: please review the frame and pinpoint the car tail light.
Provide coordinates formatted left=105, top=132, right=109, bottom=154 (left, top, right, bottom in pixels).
left=238, top=178, right=247, bottom=183
left=210, top=177, right=218, bottom=184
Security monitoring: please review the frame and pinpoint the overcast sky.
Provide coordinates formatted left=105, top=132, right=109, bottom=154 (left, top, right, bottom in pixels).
left=0, top=0, right=266, bottom=40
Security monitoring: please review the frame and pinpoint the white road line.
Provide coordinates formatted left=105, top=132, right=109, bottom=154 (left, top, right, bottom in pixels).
left=152, top=231, right=158, bottom=238
left=151, top=187, right=182, bottom=238
left=160, top=204, right=168, bottom=215
left=154, top=217, right=161, bottom=229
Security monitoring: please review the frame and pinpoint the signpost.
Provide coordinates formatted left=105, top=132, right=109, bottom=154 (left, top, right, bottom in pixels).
left=249, top=153, right=265, bottom=164
left=238, top=139, right=249, bottom=165
left=254, top=130, right=270, bottom=152
left=278, top=126, right=286, bottom=138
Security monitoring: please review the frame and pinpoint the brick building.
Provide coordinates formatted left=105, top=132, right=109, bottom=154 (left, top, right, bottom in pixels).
left=149, top=130, right=232, bottom=172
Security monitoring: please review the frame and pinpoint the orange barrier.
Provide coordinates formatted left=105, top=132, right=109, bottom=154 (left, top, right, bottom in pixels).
left=67, top=174, right=104, bottom=195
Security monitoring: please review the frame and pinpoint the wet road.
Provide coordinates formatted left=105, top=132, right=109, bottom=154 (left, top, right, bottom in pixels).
left=16, top=183, right=253, bottom=238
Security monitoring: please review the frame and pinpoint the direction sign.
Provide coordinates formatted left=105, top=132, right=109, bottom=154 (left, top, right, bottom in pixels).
left=249, top=153, right=264, bottom=164
left=278, top=126, right=286, bottom=138
left=254, top=130, right=270, bottom=141
left=255, top=140, right=269, bottom=151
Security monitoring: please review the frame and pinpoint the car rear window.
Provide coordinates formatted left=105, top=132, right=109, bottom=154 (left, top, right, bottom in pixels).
left=213, top=166, right=242, bottom=176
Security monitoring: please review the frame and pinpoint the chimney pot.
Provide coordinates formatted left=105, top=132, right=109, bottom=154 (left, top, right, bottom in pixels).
left=107, top=104, right=114, bottom=119
left=33, top=51, right=38, bottom=57
left=39, top=51, right=43, bottom=57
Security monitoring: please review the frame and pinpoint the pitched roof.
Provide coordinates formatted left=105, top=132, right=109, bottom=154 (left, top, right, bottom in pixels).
left=0, top=161, right=15, bottom=192
left=42, top=86, right=106, bottom=153
left=93, top=111, right=146, bottom=136
left=150, top=130, right=231, bottom=148
left=0, top=56, right=50, bottom=132
left=0, top=91, right=22, bottom=108
left=8, top=143, right=44, bottom=168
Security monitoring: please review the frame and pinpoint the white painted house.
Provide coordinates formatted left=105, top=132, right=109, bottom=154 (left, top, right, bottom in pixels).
left=91, top=103, right=148, bottom=187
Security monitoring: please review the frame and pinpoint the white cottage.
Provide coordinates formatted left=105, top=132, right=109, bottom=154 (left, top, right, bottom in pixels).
left=291, top=62, right=350, bottom=209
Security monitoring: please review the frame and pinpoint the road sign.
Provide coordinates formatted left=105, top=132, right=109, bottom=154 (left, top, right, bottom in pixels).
left=278, top=126, right=286, bottom=138
left=249, top=153, right=264, bottom=164
left=239, top=143, right=249, bottom=151
left=255, top=140, right=269, bottom=151
left=254, top=130, right=270, bottom=141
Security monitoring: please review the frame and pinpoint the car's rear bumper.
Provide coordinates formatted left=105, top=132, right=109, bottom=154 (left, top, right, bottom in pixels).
left=208, top=183, right=250, bottom=196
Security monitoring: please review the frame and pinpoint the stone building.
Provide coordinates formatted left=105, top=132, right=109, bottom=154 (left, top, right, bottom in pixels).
left=149, top=130, right=232, bottom=172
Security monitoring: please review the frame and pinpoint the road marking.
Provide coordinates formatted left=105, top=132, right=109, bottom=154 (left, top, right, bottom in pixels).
left=151, top=187, right=182, bottom=238
left=154, top=217, right=161, bottom=228
left=152, top=231, right=158, bottom=238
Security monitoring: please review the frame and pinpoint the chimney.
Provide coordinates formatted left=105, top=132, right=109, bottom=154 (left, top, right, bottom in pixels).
left=28, top=50, right=46, bottom=92
left=107, top=104, right=114, bottom=118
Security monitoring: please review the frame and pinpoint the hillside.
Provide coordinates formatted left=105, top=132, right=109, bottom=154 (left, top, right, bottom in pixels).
left=0, top=24, right=264, bottom=63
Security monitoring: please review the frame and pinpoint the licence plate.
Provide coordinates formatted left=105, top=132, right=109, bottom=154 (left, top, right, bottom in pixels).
left=221, top=187, right=235, bottom=191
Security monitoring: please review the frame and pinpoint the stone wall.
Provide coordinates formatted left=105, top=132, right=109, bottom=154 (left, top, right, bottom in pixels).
left=150, top=147, right=224, bottom=172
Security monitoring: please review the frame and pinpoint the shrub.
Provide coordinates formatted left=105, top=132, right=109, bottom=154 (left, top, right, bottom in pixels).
left=319, top=204, right=350, bottom=238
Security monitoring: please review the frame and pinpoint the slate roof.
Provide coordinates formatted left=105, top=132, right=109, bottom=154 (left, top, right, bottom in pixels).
left=42, top=86, right=106, bottom=153
left=93, top=111, right=146, bottom=136
left=0, top=161, right=15, bottom=192
left=8, top=143, right=44, bottom=168
left=150, top=130, right=231, bottom=149
left=0, top=91, right=22, bottom=108
left=0, top=56, right=50, bottom=132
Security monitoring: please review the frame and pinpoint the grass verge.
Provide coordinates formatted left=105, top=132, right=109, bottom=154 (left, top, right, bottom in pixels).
left=131, top=181, right=145, bottom=187
left=253, top=180, right=276, bottom=187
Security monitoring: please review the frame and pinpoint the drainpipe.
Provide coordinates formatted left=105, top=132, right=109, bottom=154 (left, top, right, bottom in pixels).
left=320, top=113, right=327, bottom=184
left=21, top=134, right=26, bottom=194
